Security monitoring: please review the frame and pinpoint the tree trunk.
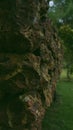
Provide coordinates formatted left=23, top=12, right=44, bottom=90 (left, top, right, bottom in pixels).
left=0, top=0, right=62, bottom=130
left=67, top=66, right=71, bottom=80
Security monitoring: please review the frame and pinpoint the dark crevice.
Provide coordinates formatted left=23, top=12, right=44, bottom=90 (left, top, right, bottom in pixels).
left=33, top=48, right=40, bottom=56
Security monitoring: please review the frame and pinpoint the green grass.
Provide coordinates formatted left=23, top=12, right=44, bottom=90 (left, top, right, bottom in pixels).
left=60, top=69, right=67, bottom=79
left=42, top=80, right=73, bottom=130
left=60, top=69, right=73, bottom=80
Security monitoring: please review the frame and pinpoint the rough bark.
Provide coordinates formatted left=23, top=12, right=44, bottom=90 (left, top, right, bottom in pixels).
left=0, top=0, right=62, bottom=130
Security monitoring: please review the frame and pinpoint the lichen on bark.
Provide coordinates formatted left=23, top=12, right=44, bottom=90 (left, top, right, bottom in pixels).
left=0, top=0, right=62, bottom=130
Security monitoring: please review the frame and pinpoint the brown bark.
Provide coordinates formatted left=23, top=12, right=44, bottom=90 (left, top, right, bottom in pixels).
left=0, top=0, right=62, bottom=130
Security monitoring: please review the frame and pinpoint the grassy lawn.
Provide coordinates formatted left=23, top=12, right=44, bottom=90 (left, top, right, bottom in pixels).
left=42, top=70, right=73, bottom=130
left=60, top=69, right=73, bottom=80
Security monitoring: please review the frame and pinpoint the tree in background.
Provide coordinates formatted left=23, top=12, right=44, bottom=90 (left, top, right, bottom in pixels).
left=49, top=0, right=73, bottom=79
left=59, top=25, right=73, bottom=79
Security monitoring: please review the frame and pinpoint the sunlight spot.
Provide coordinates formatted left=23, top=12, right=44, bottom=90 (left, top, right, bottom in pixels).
left=49, top=1, right=54, bottom=7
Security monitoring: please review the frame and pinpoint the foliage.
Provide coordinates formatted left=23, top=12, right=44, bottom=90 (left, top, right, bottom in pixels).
left=49, top=0, right=73, bottom=26
left=59, top=25, right=73, bottom=61
left=59, top=24, right=73, bottom=78
left=49, top=0, right=73, bottom=78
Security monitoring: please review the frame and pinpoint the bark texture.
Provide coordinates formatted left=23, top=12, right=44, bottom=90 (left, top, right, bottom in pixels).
left=0, top=0, right=62, bottom=130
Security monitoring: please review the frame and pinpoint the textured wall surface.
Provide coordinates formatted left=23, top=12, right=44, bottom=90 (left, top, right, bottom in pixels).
left=0, top=0, right=62, bottom=130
